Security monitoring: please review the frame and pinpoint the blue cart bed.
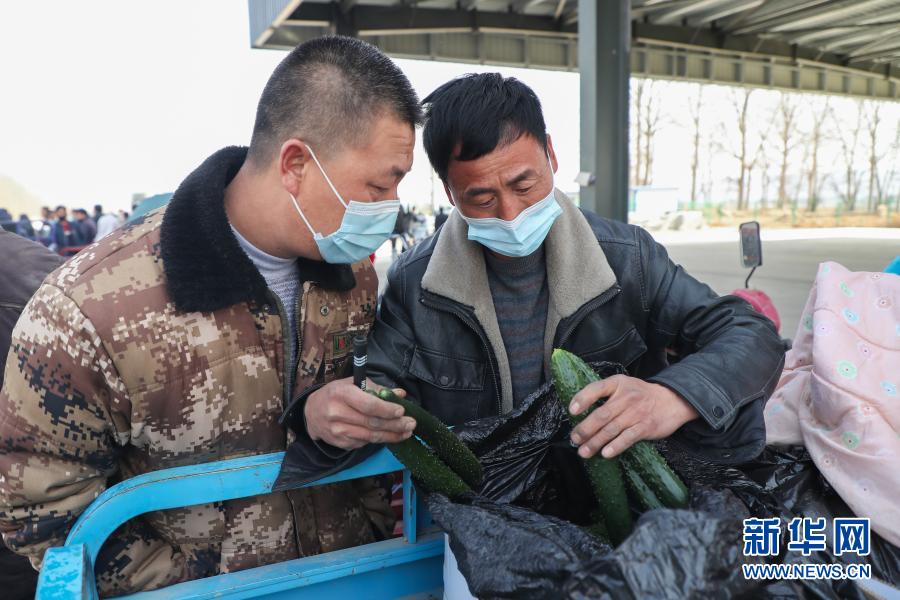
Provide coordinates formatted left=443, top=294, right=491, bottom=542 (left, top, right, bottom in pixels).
left=36, top=449, right=444, bottom=599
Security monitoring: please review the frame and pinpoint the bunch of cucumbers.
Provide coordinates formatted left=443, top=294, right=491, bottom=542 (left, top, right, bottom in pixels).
left=372, top=388, right=482, bottom=498
left=377, top=349, right=689, bottom=547
left=552, top=348, right=689, bottom=545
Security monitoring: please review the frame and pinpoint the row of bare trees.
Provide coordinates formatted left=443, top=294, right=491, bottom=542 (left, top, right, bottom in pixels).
left=629, top=79, right=900, bottom=213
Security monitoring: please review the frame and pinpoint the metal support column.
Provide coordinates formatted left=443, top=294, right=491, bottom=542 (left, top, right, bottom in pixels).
left=578, top=0, right=630, bottom=222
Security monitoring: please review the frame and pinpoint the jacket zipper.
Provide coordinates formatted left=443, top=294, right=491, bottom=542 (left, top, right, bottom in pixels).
left=266, top=286, right=308, bottom=554
left=555, top=285, right=623, bottom=350
left=420, top=293, right=503, bottom=417
left=266, top=290, right=294, bottom=408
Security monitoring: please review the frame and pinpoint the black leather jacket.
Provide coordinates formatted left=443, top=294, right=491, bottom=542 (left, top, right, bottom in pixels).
left=368, top=196, right=785, bottom=463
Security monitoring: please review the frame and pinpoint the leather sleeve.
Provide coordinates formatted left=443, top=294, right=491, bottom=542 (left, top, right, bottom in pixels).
left=366, top=260, right=424, bottom=405
left=636, top=228, right=785, bottom=461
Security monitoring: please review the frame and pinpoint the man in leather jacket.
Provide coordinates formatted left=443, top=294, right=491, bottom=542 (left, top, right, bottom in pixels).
left=367, top=74, right=785, bottom=463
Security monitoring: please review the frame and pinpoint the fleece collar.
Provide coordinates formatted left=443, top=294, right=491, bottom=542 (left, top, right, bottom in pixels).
left=160, top=146, right=357, bottom=313
left=421, top=190, right=617, bottom=413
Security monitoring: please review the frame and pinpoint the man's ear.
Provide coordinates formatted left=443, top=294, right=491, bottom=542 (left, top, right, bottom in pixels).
left=546, top=134, right=559, bottom=174
left=280, top=139, right=312, bottom=197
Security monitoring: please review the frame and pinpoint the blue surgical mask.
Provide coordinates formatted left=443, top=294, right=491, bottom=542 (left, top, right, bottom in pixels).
left=459, top=183, right=561, bottom=258
left=290, top=145, right=401, bottom=264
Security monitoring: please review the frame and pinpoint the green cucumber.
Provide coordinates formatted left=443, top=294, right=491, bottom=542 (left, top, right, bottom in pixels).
left=551, top=349, right=633, bottom=545
left=620, top=455, right=664, bottom=511
left=622, top=441, right=688, bottom=509
left=551, top=349, right=689, bottom=512
left=386, top=437, right=471, bottom=499
left=375, top=389, right=483, bottom=489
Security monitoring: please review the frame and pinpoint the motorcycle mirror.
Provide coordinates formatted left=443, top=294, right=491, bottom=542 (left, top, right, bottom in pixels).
left=739, top=221, right=762, bottom=270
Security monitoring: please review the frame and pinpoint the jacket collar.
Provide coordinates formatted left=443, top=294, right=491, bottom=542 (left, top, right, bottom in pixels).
left=421, top=190, right=617, bottom=413
left=160, top=146, right=357, bottom=313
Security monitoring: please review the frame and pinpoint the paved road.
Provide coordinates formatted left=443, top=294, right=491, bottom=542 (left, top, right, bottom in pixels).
left=375, top=236, right=898, bottom=339
left=664, top=238, right=895, bottom=337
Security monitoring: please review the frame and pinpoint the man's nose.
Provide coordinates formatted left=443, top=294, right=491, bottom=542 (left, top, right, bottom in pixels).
left=496, top=196, right=528, bottom=222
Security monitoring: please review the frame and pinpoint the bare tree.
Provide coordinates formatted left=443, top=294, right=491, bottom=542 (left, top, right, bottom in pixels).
left=631, top=78, right=665, bottom=186
left=864, top=102, right=884, bottom=213
left=715, top=89, right=756, bottom=210
left=803, top=97, right=830, bottom=213
left=830, top=100, right=864, bottom=212
left=775, top=93, right=800, bottom=210
left=687, top=84, right=704, bottom=209
left=631, top=79, right=645, bottom=187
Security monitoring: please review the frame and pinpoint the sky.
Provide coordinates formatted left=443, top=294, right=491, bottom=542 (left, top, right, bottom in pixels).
left=0, top=0, right=583, bottom=214
left=2, top=1, right=898, bottom=215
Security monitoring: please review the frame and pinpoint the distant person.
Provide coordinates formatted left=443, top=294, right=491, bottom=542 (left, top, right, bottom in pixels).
left=95, top=208, right=119, bottom=240
left=434, top=206, right=448, bottom=231
left=0, top=230, right=63, bottom=600
left=36, top=207, right=53, bottom=246
left=408, top=206, right=427, bottom=242
left=15, top=215, right=35, bottom=240
left=49, top=205, right=79, bottom=251
left=72, top=209, right=97, bottom=244
left=93, top=204, right=104, bottom=222
left=391, top=205, right=409, bottom=255
left=0, top=208, right=13, bottom=234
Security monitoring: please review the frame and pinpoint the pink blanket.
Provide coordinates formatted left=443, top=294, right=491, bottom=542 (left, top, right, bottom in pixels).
left=765, top=262, right=899, bottom=546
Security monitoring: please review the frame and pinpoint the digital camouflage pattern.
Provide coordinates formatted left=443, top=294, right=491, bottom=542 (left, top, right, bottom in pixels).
left=0, top=204, right=384, bottom=596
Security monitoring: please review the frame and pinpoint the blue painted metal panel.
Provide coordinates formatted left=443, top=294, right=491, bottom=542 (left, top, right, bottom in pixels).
left=36, top=544, right=97, bottom=600
left=117, top=534, right=444, bottom=600
left=37, top=448, right=443, bottom=599
left=66, top=449, right=404, bottom=564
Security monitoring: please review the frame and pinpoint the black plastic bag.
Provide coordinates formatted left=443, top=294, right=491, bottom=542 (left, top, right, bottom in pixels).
left=428, top=370, right=900, bottom=599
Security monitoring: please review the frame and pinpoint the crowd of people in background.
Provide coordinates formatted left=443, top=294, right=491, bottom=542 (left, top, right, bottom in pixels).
left=389, top=205, right=451, bottom=257
left=0, top=204, right=129, bottom=256
left=2, top=200, right=450, bottom=260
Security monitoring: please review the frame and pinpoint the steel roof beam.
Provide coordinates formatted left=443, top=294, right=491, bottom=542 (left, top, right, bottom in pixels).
left=734, top=0, right=896, bottom=35
left=648, top=0, right=738, bottom=26
left=688, top=0, right=764, bottom=26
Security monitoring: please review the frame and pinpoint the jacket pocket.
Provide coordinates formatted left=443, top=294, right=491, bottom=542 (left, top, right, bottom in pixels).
left=408, top=347, right=486, bottom=391
left=579, top=327, right=648, bottom=369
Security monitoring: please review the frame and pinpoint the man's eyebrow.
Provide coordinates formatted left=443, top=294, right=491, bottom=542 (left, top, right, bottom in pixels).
left=388, top=166, right=409, bottom=179
left=505, top=169, right=538, bottom=187
left=463, top=186, right=496, bottom=199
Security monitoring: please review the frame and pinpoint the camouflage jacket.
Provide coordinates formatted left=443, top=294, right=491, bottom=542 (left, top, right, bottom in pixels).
left=0, top=147, right=386, bottom=596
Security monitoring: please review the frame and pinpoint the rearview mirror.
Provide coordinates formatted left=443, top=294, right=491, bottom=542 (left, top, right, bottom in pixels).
left=739, top=221, right=762, bottom=269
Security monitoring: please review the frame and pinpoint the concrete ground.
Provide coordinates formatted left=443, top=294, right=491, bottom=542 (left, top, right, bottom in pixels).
left=664, top=236, right=896, bottom=338
left=373, top=228, right=899, bottom=339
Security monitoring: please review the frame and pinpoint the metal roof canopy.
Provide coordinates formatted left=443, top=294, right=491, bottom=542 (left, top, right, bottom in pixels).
left=248, top=0, right=900, bottom=220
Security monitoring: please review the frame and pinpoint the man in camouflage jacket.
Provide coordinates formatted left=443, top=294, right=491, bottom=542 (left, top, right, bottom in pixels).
left=0, top=37, right=421, bottom=596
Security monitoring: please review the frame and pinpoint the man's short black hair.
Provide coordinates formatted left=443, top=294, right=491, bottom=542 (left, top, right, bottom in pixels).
left=422, top=73, right=547, bottom=182
left=248, top=36, right=422, bottom=166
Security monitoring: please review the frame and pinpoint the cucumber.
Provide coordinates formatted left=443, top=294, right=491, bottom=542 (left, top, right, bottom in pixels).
left=622, top=441, right=688, bottom=509
left=551, top=349, right=633, bottom=545
left=620, top=455, right=664, bottom=511
left=551, top=349, right=689, bottom=512
left=375, top=389, right=483, bottom=489
left=386, top=437, right=471, bottom=499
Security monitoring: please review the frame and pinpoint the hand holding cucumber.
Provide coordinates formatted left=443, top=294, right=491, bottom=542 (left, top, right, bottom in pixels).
left=304, top=377, right=417, bottom=449
left=568, top=375, right=699, bottom=459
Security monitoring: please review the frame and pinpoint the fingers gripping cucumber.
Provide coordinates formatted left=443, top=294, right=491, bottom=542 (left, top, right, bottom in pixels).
left=366, top=389, right=481, bottom=499
left=551, top=349, right=633, bottom=544
left=376, top=389, right=483, bottom=489
left=551, top=349, right=689, bottom=515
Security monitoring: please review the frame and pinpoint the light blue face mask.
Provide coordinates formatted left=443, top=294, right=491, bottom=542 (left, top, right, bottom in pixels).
left=290, top=145, right=401, bottom=264
left=458, top=180, right=562, bottom=258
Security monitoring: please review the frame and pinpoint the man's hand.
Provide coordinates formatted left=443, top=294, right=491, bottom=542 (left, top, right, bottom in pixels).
left=304, top=377, right=416, bottom=450
left=568, top=375, right=698, bottom=459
